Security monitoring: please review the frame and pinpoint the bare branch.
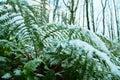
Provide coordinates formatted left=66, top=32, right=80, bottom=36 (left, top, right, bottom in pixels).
left=74, top=0, right=79, bottom=11
left=63, top=0, right=70, bottom=10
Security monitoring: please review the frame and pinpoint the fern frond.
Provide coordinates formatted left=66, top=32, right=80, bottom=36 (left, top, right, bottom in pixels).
left=44, top=39, right=120, bottom=79
left=0, top=0, right=44, bottom=59
left=40, top=23, right=109, bottom=53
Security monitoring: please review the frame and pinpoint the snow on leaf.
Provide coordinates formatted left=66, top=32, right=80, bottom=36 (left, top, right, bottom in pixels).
left=73, top=26, right=110, bottom=53
left=1, top=73, right=12, bottom=79
left=13, top=69, right=21, bottom=76
left=0, top=56, right=7, bottom=62
left=59, top=39, right=120, bottom=76
left=41, top=23, right=109, bottom=54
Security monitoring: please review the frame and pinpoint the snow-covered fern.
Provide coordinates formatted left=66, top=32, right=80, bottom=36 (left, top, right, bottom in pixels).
left=41, top=23, right=120, bottom=80
left=0, top=0, right=120, bottom=79
left=40, top=23, right=109, bottom=53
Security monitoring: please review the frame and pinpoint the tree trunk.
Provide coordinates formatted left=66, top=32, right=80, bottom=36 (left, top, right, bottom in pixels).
left=101, top=0, right=107, bottom=35
left=108, top=1, right=114, bottom=40
left=113, top=0, right=119, bottom=41
left=83, top=1, right=85, bottom=27
left=90, top=0, right=95, bottom=32
left=85, top=0, right=90, bottom=30
left=63, top=0, right=79, bottom=25
left=53, top=0, right=59, bottom=21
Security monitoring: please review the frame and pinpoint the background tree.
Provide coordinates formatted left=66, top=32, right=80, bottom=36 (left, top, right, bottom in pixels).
left=108, top=1, right=114, bottom=40
left=53, top=0, right=59, bottom=21
left=90, top=0, right=95, bottom=32
left=63, top=0, right=79, bottom=24
left=40, top=0, right=49, bottom=24
left=85, top=0, right=90, bottom=30
left=101, top=0, right=108, bottom=35
left=113, top=0, right=120, bottom=41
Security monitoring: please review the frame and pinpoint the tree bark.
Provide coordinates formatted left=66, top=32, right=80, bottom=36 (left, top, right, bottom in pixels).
left=113, top=0, right=119, bottom=41
left=108, top=1, right=114, bottom=40
left=53, top=0, right=59, bottom=21
left=101, top=0, right=107, bottom=35
left=63, top=0, right=79, bottom=25
left=85, top=0, right=90, bottom=30
left=90, top=0, right=95, bottom=32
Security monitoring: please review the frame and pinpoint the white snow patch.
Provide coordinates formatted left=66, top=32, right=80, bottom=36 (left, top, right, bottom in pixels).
left=0, top=13, right=8, bottom=21
left=80, top=27, right=110, bottom=53
left=67, top=25, right=110, bottom=53
left=68, top=39, right=120, bottom=76
left=69, top=39, right=95, bottom=58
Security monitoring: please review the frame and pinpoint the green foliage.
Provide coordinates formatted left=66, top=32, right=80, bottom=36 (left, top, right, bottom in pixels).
left=23, top=58, right=42, bottom=80
left=40, top=23, right=109, bottom=53
left=0, top=0, right=120, bottom=80
left=43, top=39, right=120, bottom=80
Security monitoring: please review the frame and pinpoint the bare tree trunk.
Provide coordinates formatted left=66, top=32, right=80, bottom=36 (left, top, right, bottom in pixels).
left=70, top=0, right=74, bottom=24
left=90, top=0, right=95, bottom=32
left=53, top=0, right=59, bottom=21
left=85, top=0, right=90, bottom=30
left=63, top=0, right=79, bottom=25
left=40, top=0, right=48, bottom=24
left=61, top=12, right=68, bottom=24
left=108, top=1, right=114, bottom=40
left=113, top=0, right=119, bottom=41
left=101, top=0, right=108, bottom=35
left=83, top=1, right=85, bottom=27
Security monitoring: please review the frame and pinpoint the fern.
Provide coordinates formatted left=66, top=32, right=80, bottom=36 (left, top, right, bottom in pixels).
left=0, top=0, right=44, bottom=59
left=40, top=23, right=120, bottom=79
left=0, top=0, right=120, bottom=80
left=44, top=39, right=120, bottom=79
left=23, top=58, right=42, bottom=80
left=0, top=1, right=44, bottom=79
left=40, top=23, right=109, bottom=53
